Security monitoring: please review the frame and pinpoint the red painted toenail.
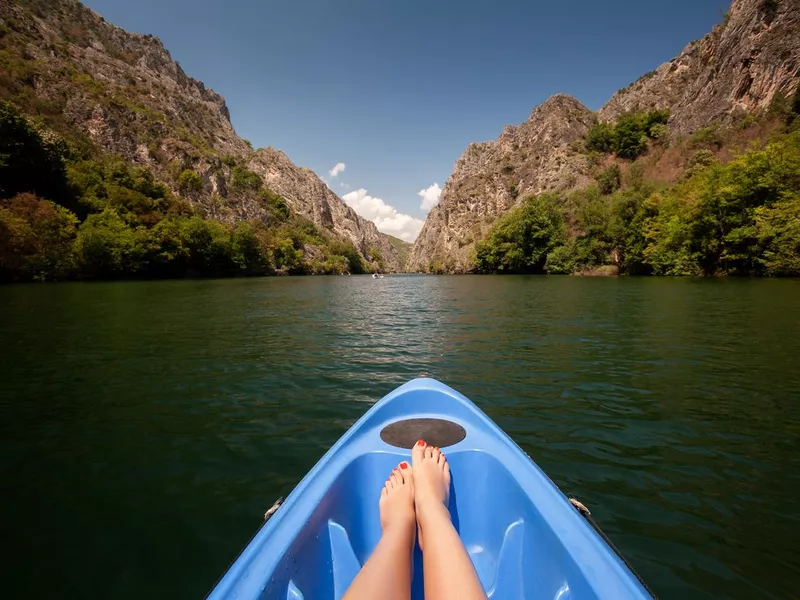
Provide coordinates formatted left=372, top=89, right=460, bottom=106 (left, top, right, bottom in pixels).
left=400, top=462, right=408, bottom=469
left=416, top=439, right=425, bottom=446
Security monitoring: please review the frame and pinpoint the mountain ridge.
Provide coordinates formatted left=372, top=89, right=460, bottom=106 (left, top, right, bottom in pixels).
left=408, top=0, right=799, bottom=273
left=1, top=0, right=403, bottom=272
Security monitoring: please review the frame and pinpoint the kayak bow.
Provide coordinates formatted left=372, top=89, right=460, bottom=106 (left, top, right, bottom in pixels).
left=209, top=378, right=651, bottom=599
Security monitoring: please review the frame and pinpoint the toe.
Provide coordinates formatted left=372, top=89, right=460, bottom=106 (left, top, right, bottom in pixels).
left=412, top=440, right=426, bottom=467
left=425, top=445, right=434, bottom=459
left=431, top=447, right=441, bottom=463
left=398, top=461, right=410, bottom=483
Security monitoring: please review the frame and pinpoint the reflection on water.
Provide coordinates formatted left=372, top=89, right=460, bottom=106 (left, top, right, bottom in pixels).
left=1, top=275, right=799, bottom=599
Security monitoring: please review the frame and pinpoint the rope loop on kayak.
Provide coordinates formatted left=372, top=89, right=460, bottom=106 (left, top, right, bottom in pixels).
left=569, top=496, right=657, bottom=599
left=264, top=497, right=284, bottom=521
left=569, top=498, right=591, bottom=516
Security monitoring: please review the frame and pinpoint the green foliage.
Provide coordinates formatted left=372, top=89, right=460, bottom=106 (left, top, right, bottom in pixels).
left=585, top=110, right=669, bottom=159
left=259, top=188, right=291, bottom=220
left=0, top=101, right=370, bottom=282
left=178, top=169, right=202, bottom=194
left=687, top=149, right=716, bottom=173
left=475, top=194, right=566, bottom=273
left=230, top=222, right=270, bottom=275
left=597, top=164, right=622, bottom=195
left=0, top=193, right=78, bottom=281
left=75, top=208, right=152, bottom=278
left=586, top=122, right=615, bottom=153
left=614, top=116, right=649, bottom=159
left=788, top=86, right=800, bottom=128
left=67, top=156, right=173, bottom=222
left=544, top=240, right=578, bottom=274
left=649, top=123, right=670, bottom=142
left=231, top=165, right=262, bottom=191
left=0, top=99, right=71, bottom=203
left=326, top=240, right=366, bottom=274
left=690, top=123, right=723, bottom=150
left=755, top=193, right=800, bottom=276
left=70, top=72, right=107, bottom=97
left=474, top=129, right=800, bottom=277
left=641, top=130, right=800, bottom=276
left=689, top=131, right=800, bottom=275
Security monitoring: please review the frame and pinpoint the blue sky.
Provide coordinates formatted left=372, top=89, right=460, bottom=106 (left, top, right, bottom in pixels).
left=83, top=0, right=724, bottom=241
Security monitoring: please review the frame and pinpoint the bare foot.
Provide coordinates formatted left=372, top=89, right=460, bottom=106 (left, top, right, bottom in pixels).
left=411, top=440, right=451, bottom=550
left=379, top=461, right=416, bottom=538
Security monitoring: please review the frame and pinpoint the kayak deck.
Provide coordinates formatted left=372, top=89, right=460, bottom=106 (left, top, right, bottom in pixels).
left=209, top=378, right=651, bottom=599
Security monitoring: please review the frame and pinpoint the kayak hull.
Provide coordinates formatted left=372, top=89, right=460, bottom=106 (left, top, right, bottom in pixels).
left=209, top=378, right=651, bottom=600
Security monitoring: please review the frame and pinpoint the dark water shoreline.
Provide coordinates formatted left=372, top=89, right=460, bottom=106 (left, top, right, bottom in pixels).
left=4, top=271, right=800, bottom=286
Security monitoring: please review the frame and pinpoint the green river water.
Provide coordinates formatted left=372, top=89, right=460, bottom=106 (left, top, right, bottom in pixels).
left=1, top=276, right=799, bottom=599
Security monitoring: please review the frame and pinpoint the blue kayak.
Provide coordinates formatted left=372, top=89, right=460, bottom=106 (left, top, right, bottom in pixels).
left=209, top=378, right=652, bottom=599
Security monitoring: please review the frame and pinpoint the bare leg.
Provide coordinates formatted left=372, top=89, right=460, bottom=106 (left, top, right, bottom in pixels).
left=343, top=461, right=415, bottom=600
left=412, top=441, right=487, bottom=600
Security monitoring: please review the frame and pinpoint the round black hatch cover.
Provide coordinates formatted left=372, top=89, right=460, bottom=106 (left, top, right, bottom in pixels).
left=380, top=418, right=466, bottom=449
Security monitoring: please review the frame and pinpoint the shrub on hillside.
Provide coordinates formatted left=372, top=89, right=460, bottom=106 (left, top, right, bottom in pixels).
left=586, top=122, right=615, bottom=153
left=178, top=169, right=202, bottom=194
left=232, top=166, right=262, bottom=191
left=0, top=193, right=78, bottom=281
left=597, top=164, right=622, bottom=195
left=584, top=110, right=669, bottom=159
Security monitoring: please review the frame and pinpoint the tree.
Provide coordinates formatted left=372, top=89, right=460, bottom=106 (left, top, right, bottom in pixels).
left=75, top=208, right=152, bottom=278
left=0, top=193, right=78, bottom=281
left=585, top=110, right=670, bottom=159
left=690, top=131, right=800, bottom=275
left=597, top=164, right=622, bottom=194
left=231, top=221, right=271, bottom=275
left=755, top=193, right=800, bottom=276
left=474, top=194, right=566, bottom=273
left=179, top=216, right=234, bottom=275
left=586, top=122, right=615, bottom=153
left=613, top=116, right=648, bottom=159
left=0, top=100, right=71, bottom=205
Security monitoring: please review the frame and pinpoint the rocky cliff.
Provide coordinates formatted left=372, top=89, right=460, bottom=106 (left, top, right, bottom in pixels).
left=1, top=0, right=402, bottom=271
left=247, top=148, right=400, bottom=264
left=599, top=0, right=799, bottom=133
left=407, top=95, right=595, bottom=272
left=408, top=0, right=799, bottom=273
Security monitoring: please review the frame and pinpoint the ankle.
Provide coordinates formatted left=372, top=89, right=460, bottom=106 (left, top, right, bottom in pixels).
left=415, top=500, right=450, bottom=529
left=382, top=520, right=416, bottom=542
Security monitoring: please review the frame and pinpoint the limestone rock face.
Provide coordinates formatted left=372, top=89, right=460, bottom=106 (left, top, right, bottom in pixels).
left=248, top=149, right=403, bottom=271
left=409, top=0, right=799, bottom=272
left=599, top=0, right=800, bottom=133
left=407, top=95, right=595, bottom=272
left=2, top=0, right=401, bottom=269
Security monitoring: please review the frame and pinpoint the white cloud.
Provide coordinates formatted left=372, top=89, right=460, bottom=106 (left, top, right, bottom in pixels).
left=417, top=183, right=442, bottom=211
left=342, top=188, right=424, bottom=243
left=340, top=182, right=350, bottom=189
left=329, top=162, right=346, bottom=177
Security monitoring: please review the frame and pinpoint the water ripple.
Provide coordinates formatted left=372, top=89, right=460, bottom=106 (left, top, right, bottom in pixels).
left=1, top=276, right=799, bottom=599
